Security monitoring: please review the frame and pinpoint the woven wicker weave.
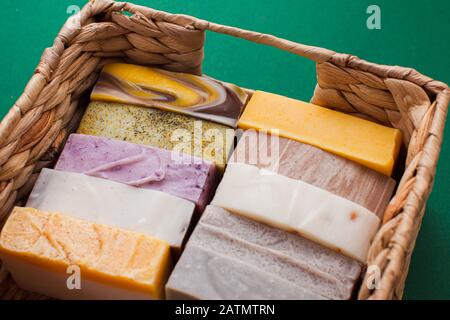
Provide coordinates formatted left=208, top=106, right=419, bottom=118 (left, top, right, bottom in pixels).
left=0, top=0, right=448, bottom=300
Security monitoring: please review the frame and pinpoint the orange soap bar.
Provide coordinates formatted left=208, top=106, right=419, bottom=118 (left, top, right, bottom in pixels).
left=238, top=91, right=402, bottom=176
left=0, top=207, right=171, bottom=300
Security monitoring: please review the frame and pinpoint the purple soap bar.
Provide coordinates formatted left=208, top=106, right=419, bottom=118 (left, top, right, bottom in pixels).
left=55, top=134, right=219, bottom=214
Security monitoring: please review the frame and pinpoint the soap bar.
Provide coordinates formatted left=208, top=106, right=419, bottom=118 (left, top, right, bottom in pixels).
left=166, top=206, right=362, bottom=300
left=91, top=63, right=248, bottom=127
left=55, top=134, right=218, bottom=213
left=26, top=169, right=194, bottom=251
left=237, top=91, right=402, bottom=176
left=0, top=207, right=171, bottom=300
left=77, top=102, right=235, bottom=171
left=232, top=130, right=396, bottom=217
left=211, top=163, right=380, bottom=262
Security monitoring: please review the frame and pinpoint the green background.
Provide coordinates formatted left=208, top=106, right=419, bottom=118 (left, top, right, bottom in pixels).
left=0, top=0, right=448, bottom=299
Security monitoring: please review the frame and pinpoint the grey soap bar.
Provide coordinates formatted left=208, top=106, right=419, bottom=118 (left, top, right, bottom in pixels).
left=231, top=130, right=396, bottom=218
left=166, top=206, right=362, bottom=300
left=166, top=244, right=326, bottom=300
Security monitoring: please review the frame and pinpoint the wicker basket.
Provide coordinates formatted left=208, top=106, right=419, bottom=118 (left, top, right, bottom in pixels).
left=0, top=0, right=448, bottom=300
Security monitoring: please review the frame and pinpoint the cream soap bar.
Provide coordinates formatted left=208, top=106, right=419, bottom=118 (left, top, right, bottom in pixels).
left=232, top=130, right=396, bottom=218
left=26, top=169, right=194, bottom=251
left=0, top=207, right=171, bottom=300
left=91, top=63, right=248, bottom=127
left=211, top=163, right=380, bottom=262
left=55, top=134, right=219, bottom=213
left=166, top=206, right=361, bottom=300
left=237, top=91, right=402, bottom=176
left=77, top=101, right=235, bottom=171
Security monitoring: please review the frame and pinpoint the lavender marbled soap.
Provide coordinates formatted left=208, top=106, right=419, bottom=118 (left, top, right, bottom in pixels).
left=55, top=134, right=219, bottom=213
left=166, top=206, right=362, bottom=300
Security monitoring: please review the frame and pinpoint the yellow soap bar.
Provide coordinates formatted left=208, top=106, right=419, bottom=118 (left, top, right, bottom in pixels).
left=0, top=207, right=171, bottom=300
left=238, top=91, right=402, bottom=176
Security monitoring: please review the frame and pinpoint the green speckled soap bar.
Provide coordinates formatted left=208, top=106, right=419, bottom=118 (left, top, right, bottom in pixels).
left=77, top=102, right=235, bottom=170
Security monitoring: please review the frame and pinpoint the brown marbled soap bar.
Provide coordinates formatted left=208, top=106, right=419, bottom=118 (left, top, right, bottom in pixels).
left=231, top=130, right=396, bottom=218
left=166, top=206, right=362, bottom=300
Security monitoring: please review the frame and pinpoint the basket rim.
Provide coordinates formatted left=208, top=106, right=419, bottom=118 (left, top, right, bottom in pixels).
left=0, top=0, right=449, bottom=301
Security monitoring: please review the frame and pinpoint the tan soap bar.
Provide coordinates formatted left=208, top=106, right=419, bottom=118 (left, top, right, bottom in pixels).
left=237, top=91, right=402, bottom=176
left=77, top=102, right=235, bottom=171
left=0, top=207, right=171, bottom=300
left=231, top=130, right=396, bottom=217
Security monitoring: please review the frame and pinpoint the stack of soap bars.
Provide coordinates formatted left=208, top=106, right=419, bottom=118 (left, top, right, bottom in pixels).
left=78, top=63, right=247, bottom=171
left=0, top=63, right=247, bottom=300
left=166, top=91, right=401, bottom=300
left=0, top=64, right=402, bottom=300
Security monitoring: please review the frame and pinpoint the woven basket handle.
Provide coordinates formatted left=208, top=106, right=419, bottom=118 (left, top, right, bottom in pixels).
left=96, top=0, right=448, bottom=94
left=194, top=20, right=341, bottom=64
left=190, top=18, right=448, bottom=95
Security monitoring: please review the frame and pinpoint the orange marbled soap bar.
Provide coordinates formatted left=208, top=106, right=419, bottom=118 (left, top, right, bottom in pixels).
left=0, top=207, right=171, bottom=300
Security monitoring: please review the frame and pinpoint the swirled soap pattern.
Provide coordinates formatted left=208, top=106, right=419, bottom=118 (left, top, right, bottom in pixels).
left=91, top=63, right=248, bottom=127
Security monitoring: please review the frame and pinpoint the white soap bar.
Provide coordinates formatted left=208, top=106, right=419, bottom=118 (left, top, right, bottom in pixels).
left=27, top=169, right=195, bottom=251
left=212, top=163, right=380, bottom=262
